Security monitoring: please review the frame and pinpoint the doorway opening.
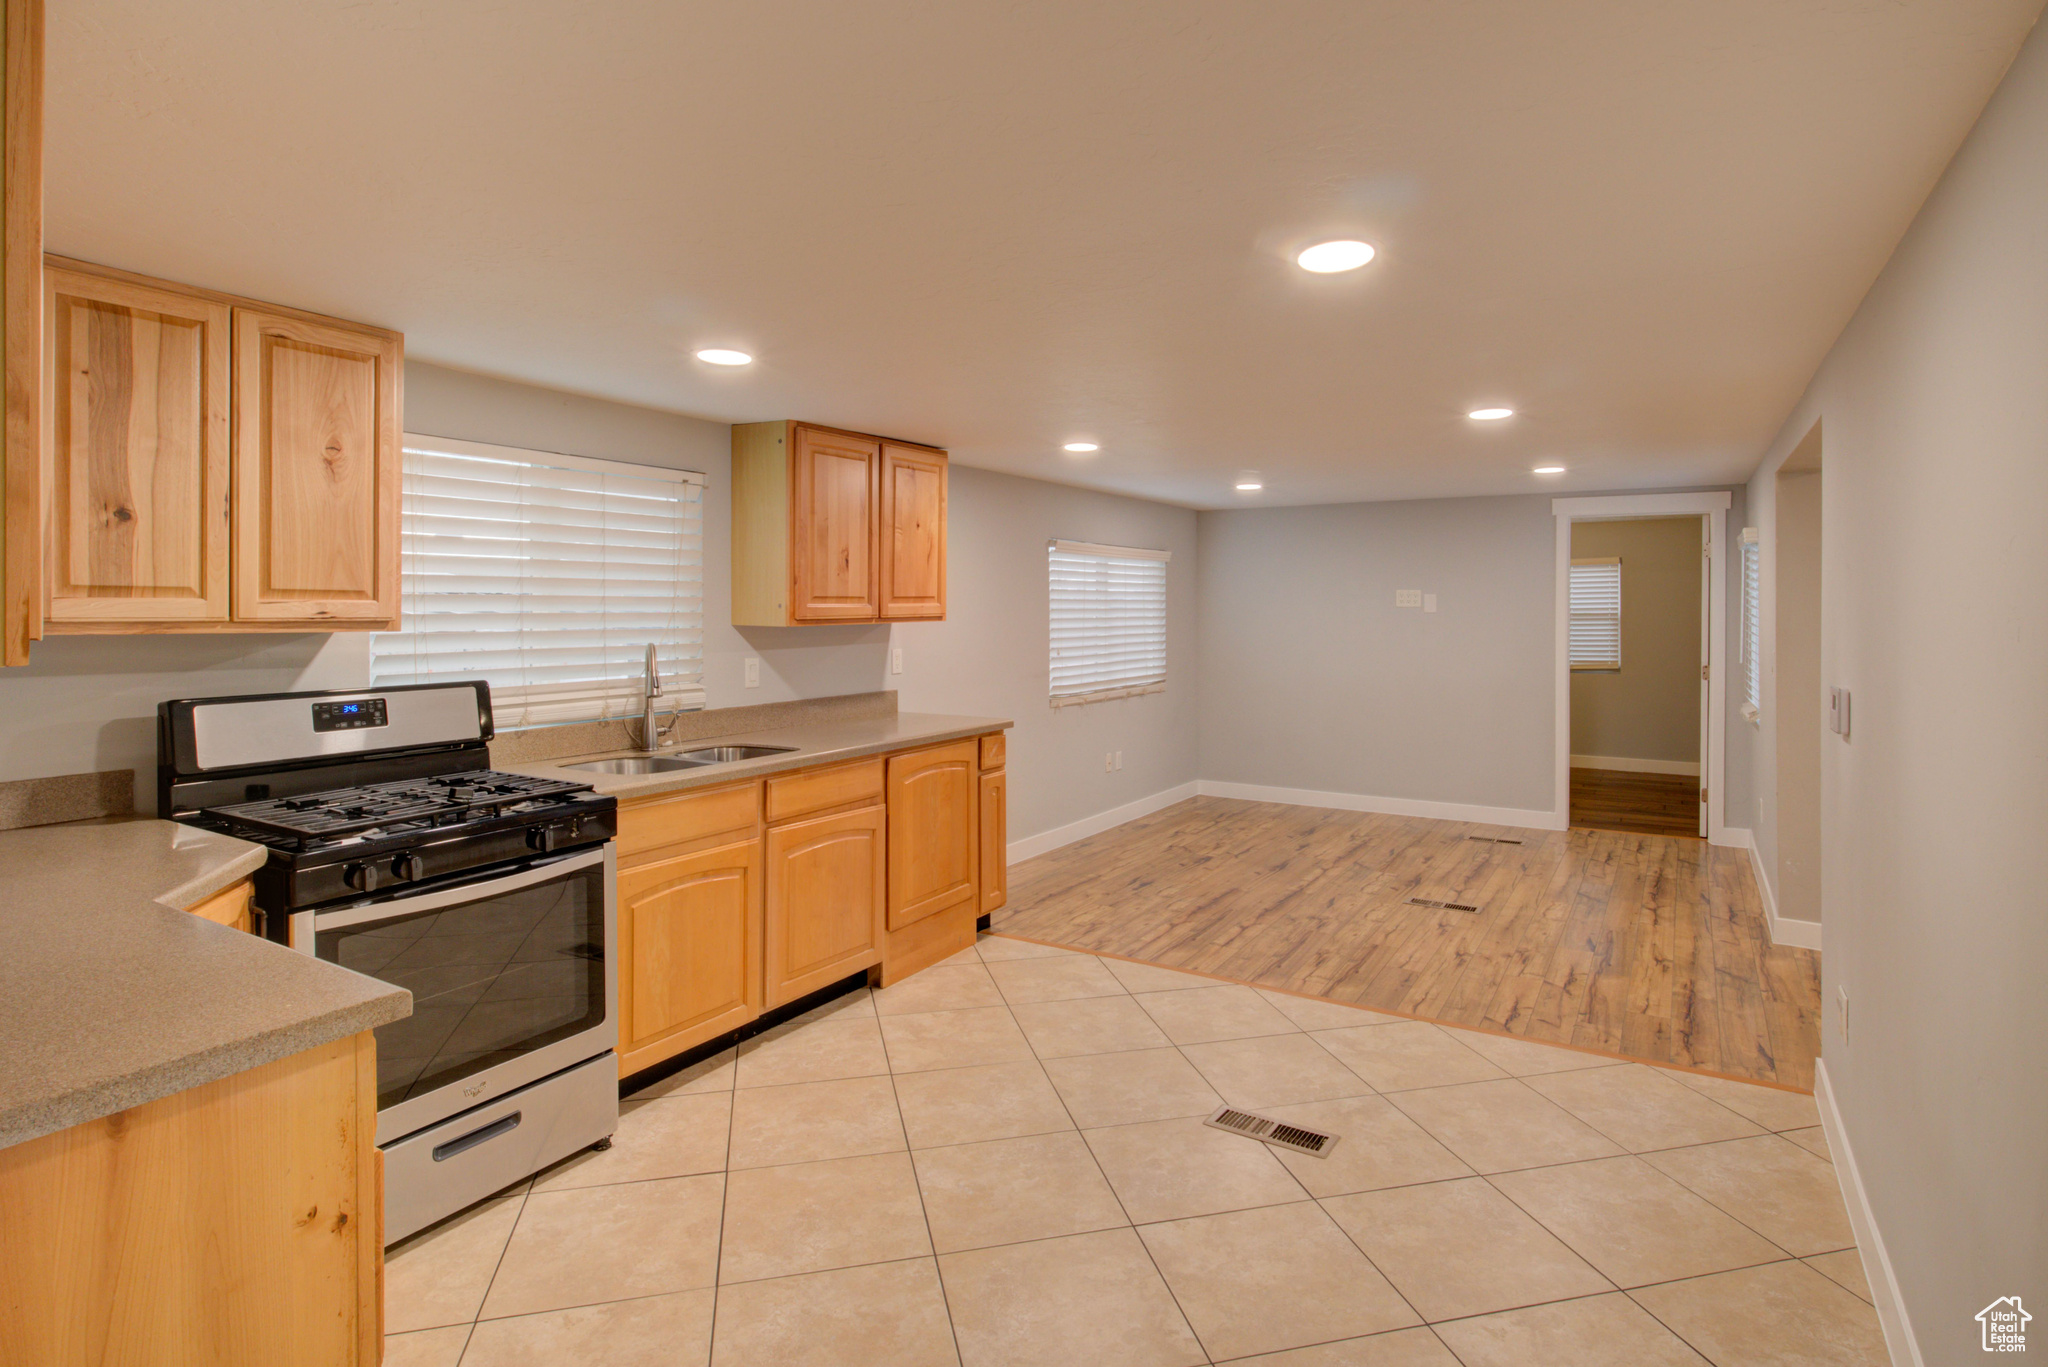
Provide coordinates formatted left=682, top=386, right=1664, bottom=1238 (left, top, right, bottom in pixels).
left=1774, top=424, right=1823, bottom=925
left=1551, top=492, right=1729, bottom=842
left=1566, top=516, right=1708, bottom=836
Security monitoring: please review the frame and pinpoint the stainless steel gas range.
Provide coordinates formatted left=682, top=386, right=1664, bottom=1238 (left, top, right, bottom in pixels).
left=158, top=680, right=620, bottom=1243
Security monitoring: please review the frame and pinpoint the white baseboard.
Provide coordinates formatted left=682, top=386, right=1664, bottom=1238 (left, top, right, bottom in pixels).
left=1723, top=825, right=1822, bottom=951
left=1815, top=1060, right=1921, bottom=1367
left=1570, top=753, right=1701, bottom=776
left=1006, top=781, right=1199, bottom=864
left=1196, top=779, right=1564, bottom=832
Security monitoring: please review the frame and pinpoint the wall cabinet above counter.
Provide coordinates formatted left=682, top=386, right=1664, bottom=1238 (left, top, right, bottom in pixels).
left=10, top=256, right=403, bottom=650
left=731, top=420, right=947, bottom=626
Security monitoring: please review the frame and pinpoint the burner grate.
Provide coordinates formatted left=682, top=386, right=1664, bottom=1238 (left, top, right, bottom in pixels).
left=203, top=770, right=590, bottom=847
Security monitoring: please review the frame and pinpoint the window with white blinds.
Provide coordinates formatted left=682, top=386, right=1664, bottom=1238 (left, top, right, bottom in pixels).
left=1568, top=557, right=1622, bottom=670
left=1048, top=540, right=1170, bottom=706
left=371, top=435, right=706, bottom=729
left=1740, top=528, right=1762, bottom=719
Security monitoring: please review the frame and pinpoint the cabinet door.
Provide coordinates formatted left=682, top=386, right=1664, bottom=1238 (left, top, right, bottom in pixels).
left=43, top=269, right=230, bottom=624
left=617, top=838, right=763, bottom=1073
left=886, top=740, right=978, bottom=932
left=979, top=768, right=1007, bottom=915
left=765, top=803, right=886, bottom=1008
left=878, top=443, right=945, bottom=620
left=790, top=425, right=878, bottom=621
left=231, top=307, right=401, bottom=624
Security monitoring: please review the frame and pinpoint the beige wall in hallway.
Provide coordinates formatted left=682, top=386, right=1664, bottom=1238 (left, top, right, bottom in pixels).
left=1773, top=467, right=1822, bottom=925
left=1569, top=517, right=1702, bottom=766
left=1738, top=10, right=2048, bottom=1357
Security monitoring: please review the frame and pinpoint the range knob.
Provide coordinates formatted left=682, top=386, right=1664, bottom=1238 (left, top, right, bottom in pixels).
left=391, top=852, right=423, bottom=883
left=527, top=824, right=561, bottom=854
left=343, top=861, right=380, bottom=893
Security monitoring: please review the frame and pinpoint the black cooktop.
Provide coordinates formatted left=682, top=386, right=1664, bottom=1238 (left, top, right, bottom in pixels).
left=202, top=770, right=594, bottom=849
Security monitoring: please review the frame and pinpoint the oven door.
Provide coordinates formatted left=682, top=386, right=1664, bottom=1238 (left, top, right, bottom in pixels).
left=293, top=844, right=618, bottom=1144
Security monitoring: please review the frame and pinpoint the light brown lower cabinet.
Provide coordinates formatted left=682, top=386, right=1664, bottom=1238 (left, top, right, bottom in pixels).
left=979, top=768, right=1007, bottom=915
left=617, top=838, right=764, bottom=1077
left=765, top=802, right=886, bottom=1008
left=0, top=1030, right=383, bottom=1366
left=187, top=877, right=255, bottom=933
left=614, top=732, right=1006, bottom=1076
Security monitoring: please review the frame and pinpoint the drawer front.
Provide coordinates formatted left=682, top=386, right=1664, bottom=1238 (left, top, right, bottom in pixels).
left=766, top=757, right=885, bottom=824
left=979, top=732, right=1005, bottom=771
left=617, top=781, right=762, bottom=863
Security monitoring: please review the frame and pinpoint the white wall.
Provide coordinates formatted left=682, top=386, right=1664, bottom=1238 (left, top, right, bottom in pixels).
left=0, top=362, right=1197, bottom=845
left=1738, top=14, right=2048, bottom=1356
left=1196, top=490, right=1747, bottom=826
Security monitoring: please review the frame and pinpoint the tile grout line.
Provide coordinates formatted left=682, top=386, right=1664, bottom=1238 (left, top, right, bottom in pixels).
left=982, top=935, right=1219, bottom=1367
left=877, top=982, right=970, bottom=1367
left=701, top=1048, right=741, bottom=1367
left=453, top=1177, right=534, bottom=1363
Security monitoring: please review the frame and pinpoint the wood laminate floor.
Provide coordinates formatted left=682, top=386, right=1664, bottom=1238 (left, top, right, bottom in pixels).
left=994, top=797, right=1820, bottom=1089
left=1572, top=766, right=1704, bottom=838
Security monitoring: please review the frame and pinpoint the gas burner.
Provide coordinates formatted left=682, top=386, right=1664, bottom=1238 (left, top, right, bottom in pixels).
left=200, top=769, right=593, bottom=849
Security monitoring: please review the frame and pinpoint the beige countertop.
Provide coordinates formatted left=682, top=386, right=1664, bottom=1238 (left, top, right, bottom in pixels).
left=496, top=711, right=1013, bottom=798
left=0, top=820, right=412, bottom=1150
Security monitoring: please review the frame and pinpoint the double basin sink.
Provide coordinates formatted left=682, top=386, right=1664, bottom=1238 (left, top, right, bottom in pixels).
left=563, top=744, right=798, bottom=776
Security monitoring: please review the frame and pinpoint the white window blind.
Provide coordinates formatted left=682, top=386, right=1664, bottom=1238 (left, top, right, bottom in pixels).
left=1740, top=528, right=1762, bottom=719
left=1048, top=540, right=1170, bottom=706
left=371, top=435, right=706, bottom=728
left=1568, top=557, right=1622, bottom=670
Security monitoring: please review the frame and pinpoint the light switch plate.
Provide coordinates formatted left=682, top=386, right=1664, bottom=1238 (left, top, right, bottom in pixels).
left=744, top=658, right=760, bottom=689
left=1395, top=589, right=1422, bottom=608
left=1829, top=686, right=1850, bottom=738
left=1423, top=593, right=1437, bottom=613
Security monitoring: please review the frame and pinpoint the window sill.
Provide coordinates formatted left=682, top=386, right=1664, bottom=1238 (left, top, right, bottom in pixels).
left=1050, top=683, right=1166, bottom=708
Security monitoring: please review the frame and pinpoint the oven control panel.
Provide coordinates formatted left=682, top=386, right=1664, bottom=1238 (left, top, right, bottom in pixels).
left=312, top=698, right=390, bottom=732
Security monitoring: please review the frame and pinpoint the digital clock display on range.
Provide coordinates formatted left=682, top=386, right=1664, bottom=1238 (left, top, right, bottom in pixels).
left=312, top=698, right=390, bottom=732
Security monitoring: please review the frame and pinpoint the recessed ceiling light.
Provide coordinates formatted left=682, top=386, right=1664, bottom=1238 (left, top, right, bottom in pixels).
left=1468, top=406, right=1514, bottom=421
left=1533, top=465, right=1566, bottom=475
left=1062, top=442, right=1099, bottom=453
left=695, top=348, right=753, bottom=366
left=1295, top=240, right=1377, bottom=273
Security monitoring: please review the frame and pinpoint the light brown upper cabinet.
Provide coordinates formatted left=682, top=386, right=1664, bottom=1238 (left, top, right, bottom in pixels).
left=1, top=0, right=44, bottom=666
left=732, top=420, right=947, bottom=626
left=25, top=258, right=401, bottom=639
left=230, top=307, right=400, bottom=624
left=41, top=267, right=230, bottom=624
left=879, top=442, right=946, bottom=619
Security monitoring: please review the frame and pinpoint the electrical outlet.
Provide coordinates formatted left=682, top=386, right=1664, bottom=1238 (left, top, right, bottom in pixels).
left=891, top=646, right=904, bottom=675
left=1837, top=985, right=1849, bottom=1043
left=1423, top=593, right=1437, bottom=613
left=1395, top=589, right=1422, bottom=608
left=1114, top=750, right=1123, bottom=770
left=744, top=658, right=760, bottom=689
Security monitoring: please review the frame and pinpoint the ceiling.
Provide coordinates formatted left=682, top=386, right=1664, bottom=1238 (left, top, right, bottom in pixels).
left=45, top=1, right=2042, bottom=508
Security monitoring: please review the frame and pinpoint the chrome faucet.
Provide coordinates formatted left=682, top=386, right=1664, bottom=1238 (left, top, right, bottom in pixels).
left=641, top=643, right=664, bottom=753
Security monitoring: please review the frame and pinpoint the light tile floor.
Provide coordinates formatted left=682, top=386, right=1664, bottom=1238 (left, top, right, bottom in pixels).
left=383, top=934, right=1887, bottom=1367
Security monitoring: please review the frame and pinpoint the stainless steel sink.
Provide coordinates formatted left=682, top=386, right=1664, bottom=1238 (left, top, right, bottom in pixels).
left=560, top=744, right=798, bottom=775
left=561, top=754, right=715, bottom=775
left=676, top=744, right=800, bottom=763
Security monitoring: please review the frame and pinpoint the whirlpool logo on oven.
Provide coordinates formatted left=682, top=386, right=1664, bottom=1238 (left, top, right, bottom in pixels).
left=463, top=1080, right=490, bottom=1099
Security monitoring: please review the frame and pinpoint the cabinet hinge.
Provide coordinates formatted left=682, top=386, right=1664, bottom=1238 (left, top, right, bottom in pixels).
left=1701, top=664, right=1710, bottom=680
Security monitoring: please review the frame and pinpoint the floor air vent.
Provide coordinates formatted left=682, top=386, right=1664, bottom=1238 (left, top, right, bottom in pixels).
left=1204, top=1105, right=1339, bottom=1158
left=1408, top=897, right=1481, bottom=912
left=1465, top=835, right=1524, bottom=845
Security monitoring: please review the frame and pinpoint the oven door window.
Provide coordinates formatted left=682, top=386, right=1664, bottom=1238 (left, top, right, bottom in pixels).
left=317, top=860, right=606, bottom=1112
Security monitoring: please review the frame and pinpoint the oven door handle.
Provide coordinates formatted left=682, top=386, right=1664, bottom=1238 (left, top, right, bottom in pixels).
left=305, top=847, right=607, bottom=936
